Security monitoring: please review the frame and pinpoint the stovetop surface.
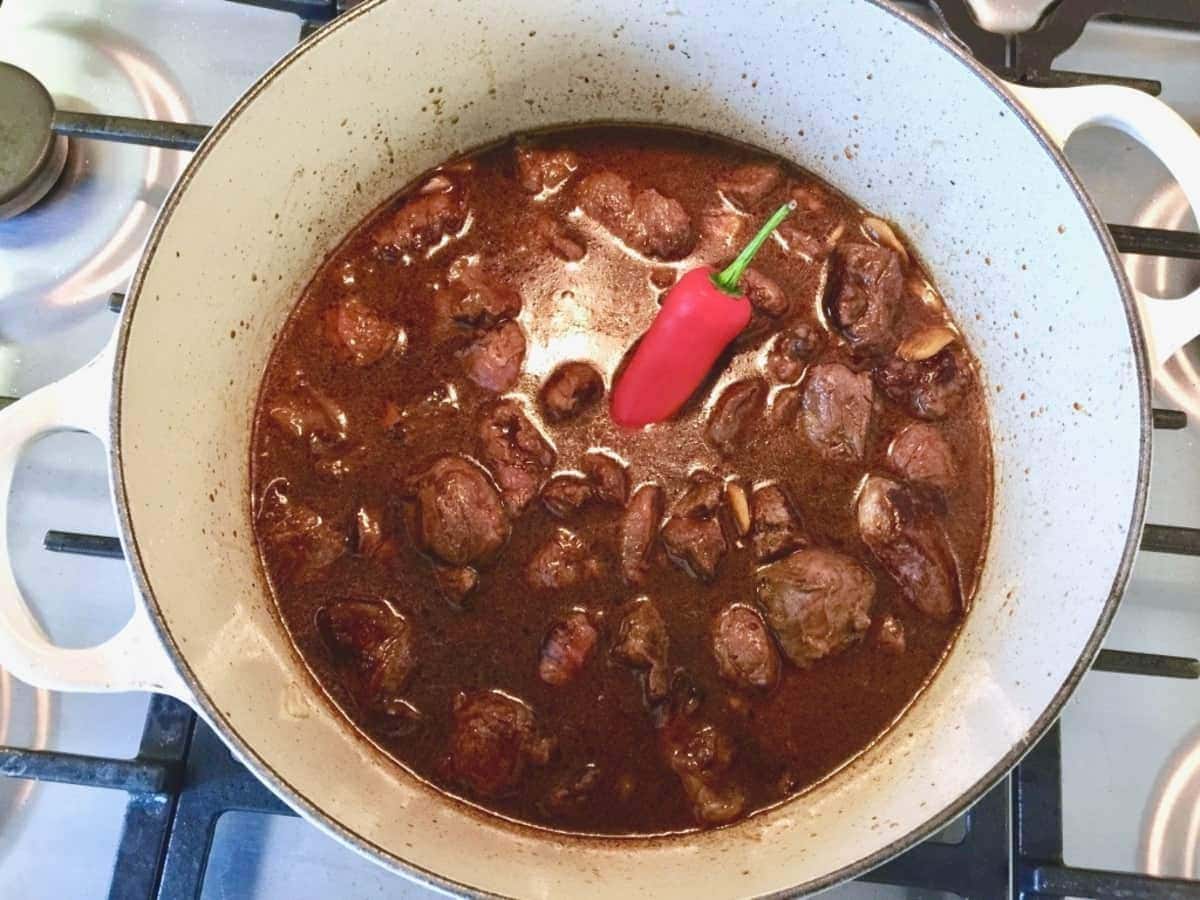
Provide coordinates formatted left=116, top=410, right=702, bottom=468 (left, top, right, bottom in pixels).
left=1, top=2, right=1198, bottom=898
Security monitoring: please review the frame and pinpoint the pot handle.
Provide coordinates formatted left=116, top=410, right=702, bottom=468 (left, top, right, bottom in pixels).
left=1010, top=82, right=1200, bottom=364
left=0, top=342, right=191, bottom=700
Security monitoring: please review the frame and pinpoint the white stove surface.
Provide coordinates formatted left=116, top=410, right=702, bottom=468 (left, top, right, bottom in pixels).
left=0, top=2, right=1197, bottom=898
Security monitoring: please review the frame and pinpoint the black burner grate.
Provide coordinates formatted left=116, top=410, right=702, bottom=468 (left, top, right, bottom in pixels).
left=2, top=2, right=1200, bottom=897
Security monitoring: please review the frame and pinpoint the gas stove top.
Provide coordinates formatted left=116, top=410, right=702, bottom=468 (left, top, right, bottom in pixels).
left=1, top=2, right=1199, bottom=898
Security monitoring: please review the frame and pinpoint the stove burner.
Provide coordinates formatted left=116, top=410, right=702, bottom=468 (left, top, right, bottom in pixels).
left=0, top=63, right=67, bottom=221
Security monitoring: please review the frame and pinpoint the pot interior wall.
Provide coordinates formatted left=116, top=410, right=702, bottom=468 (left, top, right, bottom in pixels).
left=115, top=0, right=1145, bottom=895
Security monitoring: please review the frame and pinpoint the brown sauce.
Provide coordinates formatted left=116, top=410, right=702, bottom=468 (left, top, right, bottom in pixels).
left=250, top=125, right=992, bottom=835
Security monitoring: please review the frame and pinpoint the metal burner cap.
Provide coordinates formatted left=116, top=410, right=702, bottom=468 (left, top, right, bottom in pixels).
left=0, top=62, right=68, bottom=220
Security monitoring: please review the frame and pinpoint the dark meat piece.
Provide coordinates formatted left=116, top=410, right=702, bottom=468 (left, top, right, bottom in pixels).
left=768, top=385, right=804, bottom=429
left=539, top=362, right=605, bottom=422
left=613, top=597, right=671, bottom=702
left=662, top=473, right=728, bottom=581
left=801, top=363, right=874, bottom=462
left=662, top=516, right=727, bottom=582
left=577, top=171, right=633, bottom=234
left=354, top=504, right=396, bottom=561
left=857, top=475, right=962, bottom=621
left=741, top=268, right=788, bottom=317
left=540, top=473, right=594, bottom=518
left=257, top=482, right=345, bottom=584
left=381, top=382, right=461, bottom=446
left=577, top=172, right=695, bottom=260
left=447, top=690, right=553, bottom=799
left=536, top=215, right=586, bottom=262
left=319, top=600, right=415, bottom=698
left=756, top=549, right=875, bottom=667
left=629, top=188, right=696, bottom=261
left=826, top=242, right=904, bottom=352
left=544, top=764, right=602, bottom=816
left=705, top=378, right=766, bottom=457
left=888, top=423, right=956, bottom=489
left=408, top=455, right=510, bottom=566
left=515, top=145, right=578, bottom=194
left=323, top=297, right=399, bottom=367
left=433, top=565, right=479, bottom=606
left=462, top=320, right=526, bottom=393
left=749, top=483, right=806, bottom=562
left=583, top=451, right=629, bottom=506
left=434, top=271, right=522, bottom=329
left=694, top=208, right=743, bottom=263
left=478, top=399, right=557, bottom=514
left=716, top=162, right=781, bottom=211
left=267, top=383, right=348, bottom=449
left=766, top=324, right=821, bottom=383
left=670, top=474, right=723, bottom=518
left=538, top=611, right=599, bottom=686
left=375, top=185, right=466, bottom=256
left=620, top=484, right=664, bottom=585
left=874, top=348, right=971, bottom=421
left=877, top=614, right=907, bottom=654
left=661, top=718, right=746, bottom=826
left=526, top=527, right=603, bottom=590
left=712, top=604, right=780, bottom=690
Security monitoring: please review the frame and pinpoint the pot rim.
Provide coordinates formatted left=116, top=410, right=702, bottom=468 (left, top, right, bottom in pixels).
left=108, top=0, right=1153, bottom=895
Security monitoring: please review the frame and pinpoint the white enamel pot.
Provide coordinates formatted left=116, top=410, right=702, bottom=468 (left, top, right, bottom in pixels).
left=4, top=1, right=1200, bottom=895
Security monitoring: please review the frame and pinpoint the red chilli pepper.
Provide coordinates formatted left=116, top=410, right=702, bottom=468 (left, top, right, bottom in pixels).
left=611, top=200, right=797, bottom=428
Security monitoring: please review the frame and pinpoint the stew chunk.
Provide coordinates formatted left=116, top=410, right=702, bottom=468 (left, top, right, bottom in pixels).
left=408, top=455, right=510, bottom=566
left=323, top=297, right=400, bottom=367
left=857, top=475, right=962, bottom=620
left=462, top=320, right=526, bottom=393
left=749, top=483, right=806, bottom=563
left=257, top=483, right=345, bottom=584
left=526, top=528, right=603, bottom=590
left=661, top=475, right=728, bottom=582
left=620, top=484, right=664, bottom=585
left=756, top=549, right=875, bottom=666
left=888, top=423, right=956, bottom=489
left=613, top=597, right=671, bottom=702
left=661, top=719, right=746, bottom=825
left=478, top=400, right=557, bottom=514
left=448, top=691, right=554, bottom=798
left=712, top=604, right=780, bottom=690
left=875, top=348, right=971, bottom=421
left=716, top=162, right=781, bottom=211
left=801, top=363, right=874, bottom=462
left=320, top=600, right=415, bottom=699
left=826, top=242, right=903, bottom=352
left=376, top=179, right=466, bottom=256
left=540, top=362, right=605, bottom=422
left=578, top=172, right=696, bottom=260
left=515, top=145, right=579, bottom=194
left=539, top=611, right=599, bottom=686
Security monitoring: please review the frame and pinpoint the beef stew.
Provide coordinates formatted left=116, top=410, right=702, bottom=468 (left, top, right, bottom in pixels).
left=251, top=126, right=991, bottom=835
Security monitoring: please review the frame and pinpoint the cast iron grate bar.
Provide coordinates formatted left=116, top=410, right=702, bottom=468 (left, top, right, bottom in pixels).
left=1142, top=523, right=1200, bottom=556
left=1110, top=224, right=1200, bottom=260
left=862, top=776, right=1010, bottom=896
left=109, top=696, right=196, bottom=900
left=1092, top=648, right=1200, bottom=679
left=52, top=111, right=210, bottom=152
left=0, top=747, right=175, bottom=793
left=1014, top=723, right=1200, bottom=899
left=1154, top=408, right=1188, bottom=429
left=44, top=530, right=123, bottom=559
